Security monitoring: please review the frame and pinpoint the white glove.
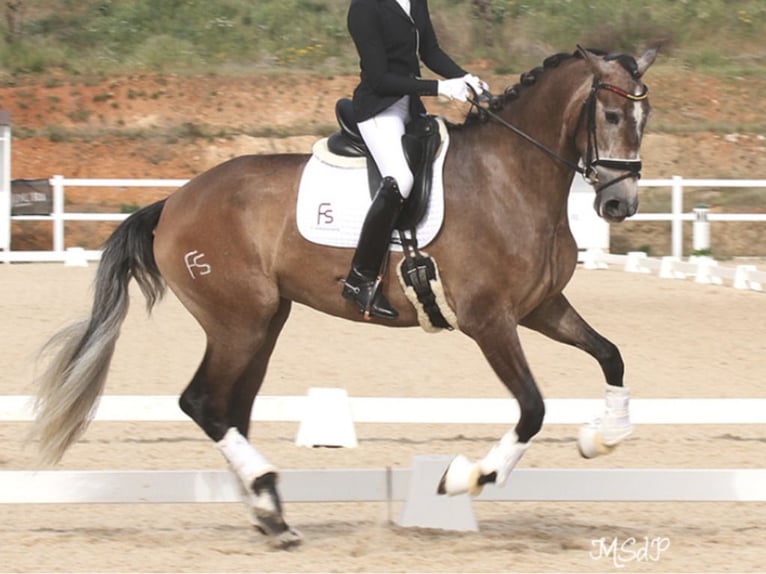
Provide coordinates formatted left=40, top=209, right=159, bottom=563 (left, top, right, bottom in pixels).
left=463, top=73, right=489, bottom=96
left=437, top=77, right=469, bottom=102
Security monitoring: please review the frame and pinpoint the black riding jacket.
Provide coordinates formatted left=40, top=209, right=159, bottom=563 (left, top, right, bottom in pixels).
left=348, top=0, right=467, bottom=122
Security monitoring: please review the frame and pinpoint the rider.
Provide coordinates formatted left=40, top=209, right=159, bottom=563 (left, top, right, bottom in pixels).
left=342, top=0, right=488, bottom=320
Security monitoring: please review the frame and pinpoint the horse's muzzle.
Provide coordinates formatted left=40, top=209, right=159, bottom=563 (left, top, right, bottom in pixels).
left=596, top=195, right=639, bottom=223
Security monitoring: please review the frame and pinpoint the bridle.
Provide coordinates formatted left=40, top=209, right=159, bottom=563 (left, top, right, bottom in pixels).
left=582, top=78, right=649, bottom=191
left=468, top=75, right=649, bottom=194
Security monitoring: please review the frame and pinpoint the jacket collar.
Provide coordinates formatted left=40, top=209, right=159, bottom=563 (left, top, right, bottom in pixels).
left=380, top=0, right=414, bottom=24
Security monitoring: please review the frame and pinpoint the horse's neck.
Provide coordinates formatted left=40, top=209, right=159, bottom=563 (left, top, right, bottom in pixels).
left=501, top=69, right=588, bottom=165
left=447, top=69, right=589, bottom=228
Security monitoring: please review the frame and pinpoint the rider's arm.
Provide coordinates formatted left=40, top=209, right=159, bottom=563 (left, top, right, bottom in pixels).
left=416, top=0, right=467, bottom=79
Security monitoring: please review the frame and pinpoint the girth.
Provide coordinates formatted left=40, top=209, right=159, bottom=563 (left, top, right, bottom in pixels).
left=326, top=98, right=441, bottom=231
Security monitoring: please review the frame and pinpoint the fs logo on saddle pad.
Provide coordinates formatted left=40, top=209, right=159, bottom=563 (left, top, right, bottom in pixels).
left=296, top=118, right=449, bottom=251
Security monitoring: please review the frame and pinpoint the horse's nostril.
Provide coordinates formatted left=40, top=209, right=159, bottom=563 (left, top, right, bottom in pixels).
left=604, top=199, right=623, bottom=217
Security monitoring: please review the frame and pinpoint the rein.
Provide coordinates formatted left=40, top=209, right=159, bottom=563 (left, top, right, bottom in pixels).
left=468, top=76, right=649, bottom=193
left=467, top=94, right=585, bottom=175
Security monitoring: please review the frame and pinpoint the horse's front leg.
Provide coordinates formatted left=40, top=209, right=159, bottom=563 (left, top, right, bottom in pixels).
left=521, top=293, right=632, bottom=458
left=439, top=312, right=543, bottom=496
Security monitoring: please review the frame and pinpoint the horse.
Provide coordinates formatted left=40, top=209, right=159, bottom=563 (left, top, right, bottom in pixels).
left=30, top=46, right=657, bottom=547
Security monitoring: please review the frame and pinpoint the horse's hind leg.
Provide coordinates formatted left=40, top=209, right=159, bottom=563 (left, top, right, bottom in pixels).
left=226, top=299, right=301, bottom=543
left=227, top=299, right=292, bottom=437
left=179, top=299, right=301, bottom=547
left=521, top=293, right=632, bottom=458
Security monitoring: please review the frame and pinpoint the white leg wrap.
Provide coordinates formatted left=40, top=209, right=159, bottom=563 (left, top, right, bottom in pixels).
left=216, top=427, right=277, bottom=488
left=601, top=384, right=633, bottom=444
left=439, top=431, right=530, bottom=496
left=578, top=385, right=633, bottom=458
left=478, top=431, right=529, bottom=487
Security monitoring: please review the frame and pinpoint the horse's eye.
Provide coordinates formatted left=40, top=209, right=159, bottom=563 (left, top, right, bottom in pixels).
left=605, top=111, right=620, bottom=125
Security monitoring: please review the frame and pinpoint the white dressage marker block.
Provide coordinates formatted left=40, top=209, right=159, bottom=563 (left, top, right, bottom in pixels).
left=659, top=256, right=685, bottom=279
left=690, top=256, right=722, bottom=285
left=624, top=251, right=651, bottom=273
left=581, top=248, right=608, bottom=270
left=295, top=387, right=358, bottom=448
left=398, top=455, right=478, bottom=532
left=733, top=265, right=761, bottom=291
left=64, top=246, right=89, bottom=267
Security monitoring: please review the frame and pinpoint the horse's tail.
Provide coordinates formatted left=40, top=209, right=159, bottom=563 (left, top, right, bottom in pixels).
left=30, top=199, right=168, bottom=465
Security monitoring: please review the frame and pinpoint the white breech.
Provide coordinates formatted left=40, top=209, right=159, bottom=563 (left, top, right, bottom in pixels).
left=357, top=95, right=415, bottom=198
left=578, top=384, right=633, bottom=458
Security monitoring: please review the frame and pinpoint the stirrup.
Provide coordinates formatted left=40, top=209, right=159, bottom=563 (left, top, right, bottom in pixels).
left=342, top=272, right=398, bottom=320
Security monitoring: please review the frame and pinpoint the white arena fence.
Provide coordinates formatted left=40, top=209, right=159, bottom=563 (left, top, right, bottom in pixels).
left=1, top=175, right=766, bottom=263
left=4, top=394, right=766, bottom=425
left=2, top=176, right=186, bottom=263
left=578, top=250, right=766, bottom=293
left=2, top=468, right=765, bottom=504
left=2, top=393, right=766, bottom=529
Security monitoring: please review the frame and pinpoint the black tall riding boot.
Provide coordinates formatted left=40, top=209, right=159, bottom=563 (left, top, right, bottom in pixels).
left=342, top=176, right=405, bottom=319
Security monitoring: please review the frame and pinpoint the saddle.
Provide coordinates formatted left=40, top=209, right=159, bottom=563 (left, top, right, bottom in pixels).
left=326, top=98, right=442, bottom=231
left=327, top=99, right=455, bottom=331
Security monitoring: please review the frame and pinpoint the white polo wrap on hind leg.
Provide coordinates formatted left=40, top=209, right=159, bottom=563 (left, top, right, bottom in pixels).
left=217, top=427, right=277, bottom=487
left=578, top=384, right=633, bottom=458
left=478, top=430, right=529, bottom=487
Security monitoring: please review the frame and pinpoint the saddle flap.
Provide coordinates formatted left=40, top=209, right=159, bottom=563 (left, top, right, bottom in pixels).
left=398, top=115, right=442, bottom=230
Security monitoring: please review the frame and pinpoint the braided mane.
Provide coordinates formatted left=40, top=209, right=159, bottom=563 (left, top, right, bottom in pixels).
left=463, top=48, right=641, bottom=126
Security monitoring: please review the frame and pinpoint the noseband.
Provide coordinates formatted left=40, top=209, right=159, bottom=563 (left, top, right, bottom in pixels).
left=468, top=76, right=649, bottom=194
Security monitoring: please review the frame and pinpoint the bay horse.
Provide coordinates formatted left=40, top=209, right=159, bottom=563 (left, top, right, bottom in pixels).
left=30, top=47, right=657, bottom=546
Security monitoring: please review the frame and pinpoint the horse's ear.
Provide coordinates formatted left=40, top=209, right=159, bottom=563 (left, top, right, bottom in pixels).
left=576, top=45, right=606, bottom=79
left=636, top=46, right=659, bottom=77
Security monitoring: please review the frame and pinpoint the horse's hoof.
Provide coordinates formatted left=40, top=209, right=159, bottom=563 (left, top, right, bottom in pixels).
left=577, top=424, right=616, bottom=459
left=253, top=516, right=303, bottom=549
left=267, top=527, right=304, bottom=550
left=437, top=455, right=484, bottom=496
left=254, top=508, right=290, bottom=536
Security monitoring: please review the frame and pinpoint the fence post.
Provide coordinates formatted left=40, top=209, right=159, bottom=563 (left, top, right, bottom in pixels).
left=50, top=175, right=65, bottom=253
left=693, top=204, right=710, bottom=253
left=0, top=111, right=10, bottom=254
left=671, top=175, right=683, bottom=258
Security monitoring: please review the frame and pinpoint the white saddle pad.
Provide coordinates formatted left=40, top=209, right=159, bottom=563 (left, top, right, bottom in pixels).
left=296, top=118, right=449, bottom=251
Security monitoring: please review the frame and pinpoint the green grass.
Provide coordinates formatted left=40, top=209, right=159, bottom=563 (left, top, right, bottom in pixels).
left=2, top=0, right=765, bottom=77
left=12, top=121, right=336, bottom=144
